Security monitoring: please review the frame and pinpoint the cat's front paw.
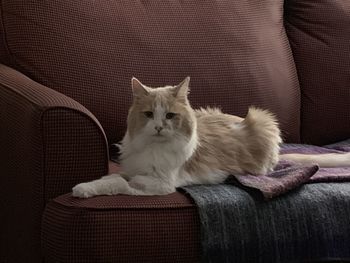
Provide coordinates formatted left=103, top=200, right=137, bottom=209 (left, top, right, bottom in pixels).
left=72, top=183, right=97, bottom=198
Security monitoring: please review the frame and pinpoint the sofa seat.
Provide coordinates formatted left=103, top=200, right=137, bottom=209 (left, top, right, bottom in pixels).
left=41, top=192, right=201, bottom=263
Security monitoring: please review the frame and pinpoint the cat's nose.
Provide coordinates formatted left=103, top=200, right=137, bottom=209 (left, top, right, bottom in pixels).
left=155, top=126, right=163, bottom=133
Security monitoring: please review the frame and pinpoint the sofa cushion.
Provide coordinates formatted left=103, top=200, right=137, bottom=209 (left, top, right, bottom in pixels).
left=285, top=0, right=350, bottom=145
left=41, top=193, right=200, bottom=263
left=0, top=0, right=300, bottom=143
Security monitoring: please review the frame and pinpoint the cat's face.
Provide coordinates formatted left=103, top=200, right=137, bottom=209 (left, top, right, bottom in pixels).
left=127, top=77, right=195, bottom=142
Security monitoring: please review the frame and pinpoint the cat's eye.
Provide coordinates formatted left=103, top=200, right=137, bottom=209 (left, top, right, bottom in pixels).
left=166, top=112, right=176, bottom=119
left=144, top=111, right=153, bottom=118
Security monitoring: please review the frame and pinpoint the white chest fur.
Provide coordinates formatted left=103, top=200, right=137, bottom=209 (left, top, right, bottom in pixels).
left=120, top=132, right=197, bottom=178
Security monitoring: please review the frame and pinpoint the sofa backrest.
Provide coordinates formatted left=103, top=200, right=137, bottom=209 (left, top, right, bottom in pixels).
left=285, top=0, right=350, bottom=145
left=1, top=0, right=311, bottom=144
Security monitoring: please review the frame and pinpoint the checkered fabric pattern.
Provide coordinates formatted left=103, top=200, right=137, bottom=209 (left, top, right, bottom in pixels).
left=42, top=192, right=201, bottom=263
left=0, top=0, right=301, bottom=143
left=0, top=64, right=109, bottom=262
left=1, top=0, right=349, bottom=262
left=285, top=0, right=350, bottom=145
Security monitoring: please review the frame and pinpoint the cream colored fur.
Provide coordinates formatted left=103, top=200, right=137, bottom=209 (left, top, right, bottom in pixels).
left=280, top=153, right=350, bottom=168
left=72, top=77, right=350, bottom=198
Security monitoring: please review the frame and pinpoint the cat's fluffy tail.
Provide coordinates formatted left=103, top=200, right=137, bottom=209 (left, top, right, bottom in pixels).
left=241, top=107, right=282, bottom=174
left=242, top=107, right=350, bottom=169
left=280, top=153, right=350, bottom=167
left=242, top=107, right=281, bottom=141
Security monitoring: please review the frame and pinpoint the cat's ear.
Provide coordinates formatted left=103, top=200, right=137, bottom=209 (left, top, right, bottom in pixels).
left=131, top=77, right=149, bottom=98
left=172, top=77, right=190, bottom=101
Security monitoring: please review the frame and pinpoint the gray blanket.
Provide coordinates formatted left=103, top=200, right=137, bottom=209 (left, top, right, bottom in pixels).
left=181, top=139, right=350, bottom=263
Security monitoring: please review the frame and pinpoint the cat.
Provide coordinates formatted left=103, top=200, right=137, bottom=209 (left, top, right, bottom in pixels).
left=72, top=77, right=350, bottom=198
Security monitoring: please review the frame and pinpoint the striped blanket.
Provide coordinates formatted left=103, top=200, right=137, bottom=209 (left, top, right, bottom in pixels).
left=181, top=139, right=350, bottom=263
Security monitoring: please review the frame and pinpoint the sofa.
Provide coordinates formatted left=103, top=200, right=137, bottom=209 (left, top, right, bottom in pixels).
left=0, top=0, right=349, bottom=262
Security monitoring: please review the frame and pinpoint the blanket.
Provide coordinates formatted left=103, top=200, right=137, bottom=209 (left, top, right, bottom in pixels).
left=226, top=139, right=350, bottom=199
left=181, top=139, right=350, bottom=263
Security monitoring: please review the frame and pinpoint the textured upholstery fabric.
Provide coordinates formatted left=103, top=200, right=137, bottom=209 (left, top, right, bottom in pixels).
left=0, top=0, right=300, bottom=143
left=0, top=64, right=109, bottom=263
left=183, top=183, right=350, bottom=263
left=1, top=0, right=349, bottom=262
left=285, top=0, right=350, bottom=145
left=42, top=193, right=201, bottom=263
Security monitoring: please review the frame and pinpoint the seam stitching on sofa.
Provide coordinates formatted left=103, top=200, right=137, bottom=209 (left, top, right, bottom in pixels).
left=0, top=1, right=28, bottom=71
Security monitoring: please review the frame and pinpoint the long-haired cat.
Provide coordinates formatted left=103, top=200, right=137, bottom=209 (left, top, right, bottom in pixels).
left=73, top=77, right=350, bottom=198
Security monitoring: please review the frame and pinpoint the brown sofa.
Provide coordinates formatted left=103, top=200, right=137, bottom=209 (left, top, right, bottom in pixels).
left=0, top=0, right=349, bottom=262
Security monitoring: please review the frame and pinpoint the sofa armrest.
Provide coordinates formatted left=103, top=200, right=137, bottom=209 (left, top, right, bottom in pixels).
left=0, top=63, right=109, bottom=199
left=0, top=64, right=109, bottom=261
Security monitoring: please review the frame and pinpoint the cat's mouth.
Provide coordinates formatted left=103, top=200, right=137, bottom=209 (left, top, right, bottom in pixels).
left=152, top=133, right=168, bottom=141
